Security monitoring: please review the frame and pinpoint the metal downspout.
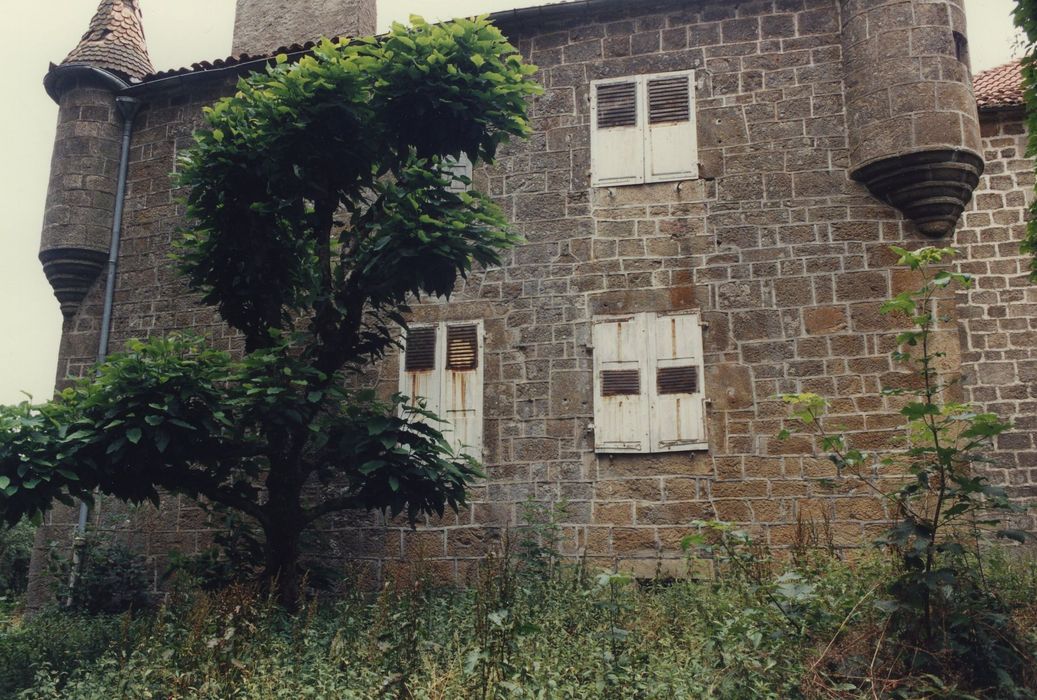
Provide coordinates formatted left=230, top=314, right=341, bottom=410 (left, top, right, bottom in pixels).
left=65, top=95, right=142, bottom=606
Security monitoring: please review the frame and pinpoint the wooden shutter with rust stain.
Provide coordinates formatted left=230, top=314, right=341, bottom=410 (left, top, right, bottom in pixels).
left=400, top=325, right=442, bottom=418
left=645, top=71, right=698, bottom=183
left=649, top=311, right=706, bottom=452
left=442, top=322, right=483, bottom=460
left=593, top=314, right=650, bottom=453
left=591, top=80, right=644, bottom=187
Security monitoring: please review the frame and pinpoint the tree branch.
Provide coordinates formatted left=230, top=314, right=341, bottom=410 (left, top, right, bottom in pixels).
left=304, top=493, right=363, bottom=525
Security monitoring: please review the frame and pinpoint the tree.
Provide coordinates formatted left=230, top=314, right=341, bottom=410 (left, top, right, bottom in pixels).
left=1014, top=0, right=1037, bottom=279
left=0, top=16, right=541, bottom=609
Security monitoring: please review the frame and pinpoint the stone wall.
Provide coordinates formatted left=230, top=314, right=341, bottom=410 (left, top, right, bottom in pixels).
left=26, top=78, right=241, bottom=608
left=955, top=107, right=1037, bottom=530
left=30, top=0, right=1009, bottom=603
left=364, top=0, right=944, bottom=580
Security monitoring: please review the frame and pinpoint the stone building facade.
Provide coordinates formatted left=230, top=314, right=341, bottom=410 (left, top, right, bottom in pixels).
left=955, top=62, right=1037, bottom=526
left=24, top=0, right=1037, bottom=599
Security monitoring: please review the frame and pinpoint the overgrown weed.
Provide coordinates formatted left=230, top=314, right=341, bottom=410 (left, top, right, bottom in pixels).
left=4, top=535, right=1036, bottom=698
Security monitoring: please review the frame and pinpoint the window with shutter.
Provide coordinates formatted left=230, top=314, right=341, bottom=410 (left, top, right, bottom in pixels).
left=592, top=311, right=707, bottom=454
left=443, top=153, right=473, bottom=193
left=648, top=312, right=707, bottom=452
left=591, top=79, right=644, bottom=187
left=401, top=325, right=441, bottom=421
left=443, top=323, right=483, bottom=459
left=645, top=74, right=698, bottom=183
left=592, top=314, right=651, bottom=452
left=400, top=321, right=484, bottom=460
left=590, top=70, right=697, bottom=187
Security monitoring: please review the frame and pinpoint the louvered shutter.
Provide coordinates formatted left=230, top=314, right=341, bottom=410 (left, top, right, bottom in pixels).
left=401, top=325, right=442, bottom=418
left=443, top=153, right=473, bottom=193
left=591, top=80, right=645, bottom=187
left=644, top=72, right=698, bottom=183
left=441, top=322, right=483, bottom=460
left=593, top=314, right=651, bottom=452
left=648, top=312, right=707, bottom=452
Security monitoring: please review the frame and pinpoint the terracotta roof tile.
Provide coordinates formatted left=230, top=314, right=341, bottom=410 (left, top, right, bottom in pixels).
left=974, top=60, right=1024, bottom=110
left=62, top=0, right=154, bottom=81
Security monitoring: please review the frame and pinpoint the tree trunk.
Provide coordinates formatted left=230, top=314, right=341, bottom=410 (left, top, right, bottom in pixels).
left=263, top=515, right=304, bottom=612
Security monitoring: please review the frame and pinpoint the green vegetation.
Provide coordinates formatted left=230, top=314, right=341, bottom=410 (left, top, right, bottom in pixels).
left=1, top=537, right=1034, bottom=699
left=780, top=246, right=1033, bottom=695
left=0, top=16, right=540, bottom=609
left=0, top=521, right=32, bottom=602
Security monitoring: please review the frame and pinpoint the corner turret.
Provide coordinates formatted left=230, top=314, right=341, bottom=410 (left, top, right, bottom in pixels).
left=842, top=0, right=983, bottom=237
left=39, top=0, right=152, bottom=319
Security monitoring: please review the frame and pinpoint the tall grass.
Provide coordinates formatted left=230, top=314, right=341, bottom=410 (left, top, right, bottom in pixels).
left=6, top=532, right=1035, bottom=699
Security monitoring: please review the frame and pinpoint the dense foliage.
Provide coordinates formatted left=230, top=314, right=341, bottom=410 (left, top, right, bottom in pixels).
left=0, top=521, right=32, bottom=600
left=3, top=539, right=1035, bottom=699
left=0, top=16, right=540, bottom=608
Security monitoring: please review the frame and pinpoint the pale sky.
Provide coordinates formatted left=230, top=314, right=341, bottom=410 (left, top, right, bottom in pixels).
left=0, top=0, right=1021, bottom=405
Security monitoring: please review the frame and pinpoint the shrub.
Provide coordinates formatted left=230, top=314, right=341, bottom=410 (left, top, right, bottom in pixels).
left=0, top=520, right=33, bottom=599
left=48, top=537, right=154, bottom=615
left=0, top=610, right=129, bottom=697
left=6, top=537, right=1036, bottom=698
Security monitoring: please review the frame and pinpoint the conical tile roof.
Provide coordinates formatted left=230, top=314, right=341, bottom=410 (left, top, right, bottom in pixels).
left=61, top=0, right=153, bottom=81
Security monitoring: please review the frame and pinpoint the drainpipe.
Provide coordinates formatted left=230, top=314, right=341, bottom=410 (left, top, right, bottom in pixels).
left=65, top=95, right=142, bottom=607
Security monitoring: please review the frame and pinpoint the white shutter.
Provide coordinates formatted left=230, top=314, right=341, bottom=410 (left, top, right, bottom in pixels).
left=644, top=72, right=698, bottom=183
left=648, top=312, right=707, bottom=452
left=400, top=324, right=443, bottom=418
left=443, top=153, right=473, bottom=193
left=591, top=80, right=645, bottom=187
left=593, top=314, right=651, bottom=453
left=441, top=322, right=484, bottom=460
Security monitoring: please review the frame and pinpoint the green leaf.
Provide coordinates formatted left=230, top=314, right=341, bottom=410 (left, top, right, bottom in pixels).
left=126, top=427, right=143, bottom=445
left=64, top=430, right=94, bottom=442
left=901, top=402, right=939, bottom=419
left=0, top=476, right=9, bottom=490
left=997, top=529, right=1029, bottom=544
left=154, top=429, right=171, bottom=454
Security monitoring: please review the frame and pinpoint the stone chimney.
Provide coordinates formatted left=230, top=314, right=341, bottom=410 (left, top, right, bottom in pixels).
left=233, top=0, right=378, bottom=56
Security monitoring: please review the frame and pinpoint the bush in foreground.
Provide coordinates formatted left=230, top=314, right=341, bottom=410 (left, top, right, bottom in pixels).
left=4, top=538, right=1035, bottom=699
